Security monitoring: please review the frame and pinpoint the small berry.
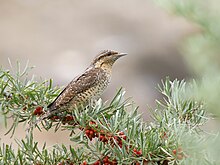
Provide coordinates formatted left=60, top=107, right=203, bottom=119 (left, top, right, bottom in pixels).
left=162, top=132, right=168, bottom=139
left=100, top=130, right=105, bottom=134
left=82, top=161, right=87, bottom=165
left=173, top=147, right=182, bottom=155
left=103, top=136, right=108, bottom=142
left=50, top=115, right=60, bottom=121
left=122, top=135, right=127, bottom=140
left=89, top=121, right=96, bottom=125
left=119, top=131, right=124, bottom=136
left=172, top=149, right=177, bottom=155
left=66, top=115, right=74, bottom=121
left=177, top=154, right=183, bottom=160
left=85, top=129, right=90, bottom=136
left=103, top=156, right=109, bottom=163
left=58, top=162, right=64, bottom=165
left=112, top=159, right=118, bottom=165
left=114, top=136, right=118, bottom=141
left=33, top=106, right=44, bottom=116
left=22, top=106, right=27, bottom=111
left=178, top=147, right=183, bottom=152
left=136, top=150, right=142, bottom=156
left=99, top=135, right=105, bottom=141
left=90, top=130, right=94, bottom=136
left=133, top=148, right=142, bottom=156
left=93, top=160, right=100, bottom=165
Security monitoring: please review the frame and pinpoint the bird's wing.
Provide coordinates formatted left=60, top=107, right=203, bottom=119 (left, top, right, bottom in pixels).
left=47, top=67, right=104, bottom=110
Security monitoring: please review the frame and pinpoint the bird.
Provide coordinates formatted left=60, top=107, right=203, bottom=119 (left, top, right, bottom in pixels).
left=28, top=50, right=127, bottom=130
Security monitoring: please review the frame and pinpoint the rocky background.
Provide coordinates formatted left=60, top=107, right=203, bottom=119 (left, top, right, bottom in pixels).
left=0, top=0, right=197, bottom=147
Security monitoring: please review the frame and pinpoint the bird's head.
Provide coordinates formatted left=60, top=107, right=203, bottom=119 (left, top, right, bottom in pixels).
left=91, top=50, right=127, bottom=68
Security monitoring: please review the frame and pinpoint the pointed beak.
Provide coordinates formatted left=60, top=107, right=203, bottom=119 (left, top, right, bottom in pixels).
left=117, top=53, right=127, bottom=58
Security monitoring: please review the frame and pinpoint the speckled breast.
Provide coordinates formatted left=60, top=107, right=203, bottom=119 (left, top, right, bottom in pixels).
left=66, top=71, right=111, bottom=111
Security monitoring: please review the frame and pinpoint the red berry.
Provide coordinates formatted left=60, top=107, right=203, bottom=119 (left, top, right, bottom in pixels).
left=66, top=115, right=74, bottom=121
left=88, top=135, right=93, bottom=141
left=103, top=137, right=108, bottom=142
left=172, top=149, right=177, bottom=155
left=93, top=160, right=100, bottom=165
left=99, top=135, right=104, bottom=141
left=89, top=121, right=96, bottom=125
left=103, top=156, right=109, bottom=163
left=119, top=131, right=124, bottom=136
left=122, top=135, right=127, bottom=140
left=85, top=129, right=90, bottom=136
left=50, top=115, right=60, bottom=121
left=114, top=136, right=118, bottom=140
left=136, top=151, right=142, bottom=156
left=33, top=106, right=43, bottom=116
left=162, top=132, right=168, bottom=139
left=22, top=106, right=27, bottom=111
left=133, top=148, right=142, bottom=156
left=36, top=106, right=42, bottom=111
left=82, top=161, right=87, bottom=165
left=94, top=132, right=98, bottom=137
left=139, top=150, right=142, bottom=154
left=90, top=130, right=94, bottom=135
left=100, top=130, right=105, bottom=134
left=112, top=159, right=118, bottom=165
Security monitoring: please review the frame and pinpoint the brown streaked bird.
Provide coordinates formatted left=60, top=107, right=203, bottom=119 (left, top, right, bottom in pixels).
left=28, top=50, right=127, bottom=129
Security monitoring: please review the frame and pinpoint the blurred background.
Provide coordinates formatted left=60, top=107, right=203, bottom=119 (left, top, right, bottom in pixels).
left=0, top=0, right=198, bottom=147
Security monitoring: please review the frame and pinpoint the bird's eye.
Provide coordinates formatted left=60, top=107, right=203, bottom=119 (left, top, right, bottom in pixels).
left=100, top=62, right=105, bottom=66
